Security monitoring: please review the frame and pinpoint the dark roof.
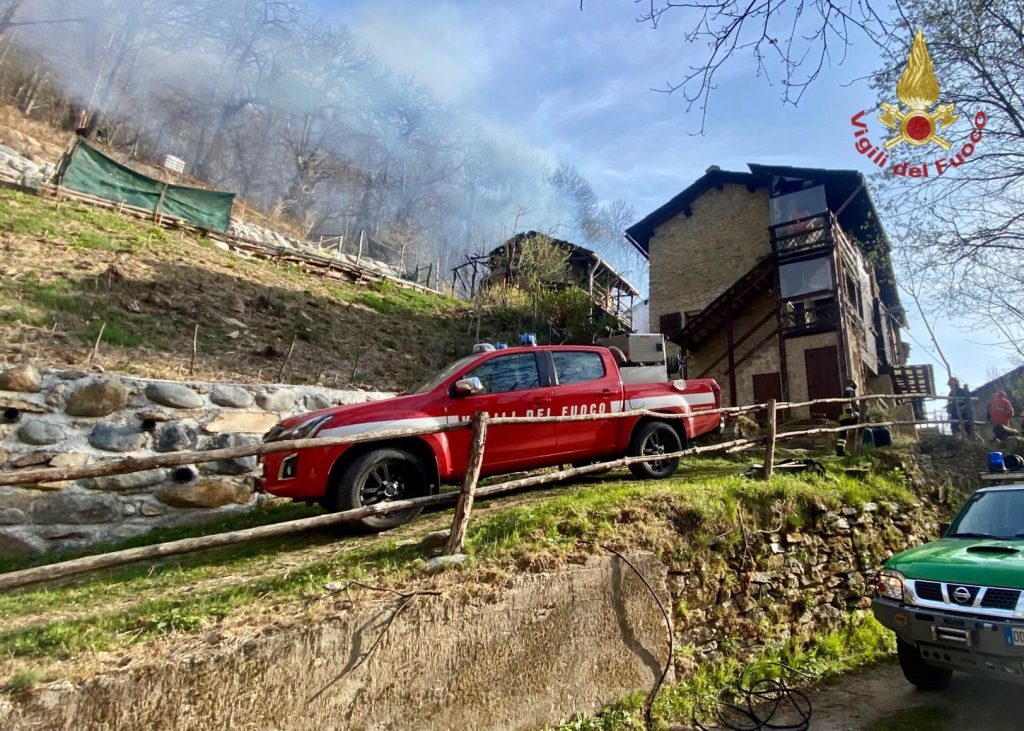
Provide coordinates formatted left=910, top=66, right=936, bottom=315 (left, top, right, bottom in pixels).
left=487, top=231, right=640, bottom=296
left=625, top=163, right=905, bottom=326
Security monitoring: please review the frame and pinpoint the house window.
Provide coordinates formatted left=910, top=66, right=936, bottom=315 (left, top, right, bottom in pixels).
left=779, top=256, right=833, bottom=298
left=769, top=185, right=827, bottom=225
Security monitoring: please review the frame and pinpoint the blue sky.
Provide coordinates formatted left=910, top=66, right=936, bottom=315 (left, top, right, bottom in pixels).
left=314, top=0, right=1008, bottom=391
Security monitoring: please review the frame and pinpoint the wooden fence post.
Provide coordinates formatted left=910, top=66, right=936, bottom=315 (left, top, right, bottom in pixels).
left=762, top=398, right=777, bottom=479
left=446, top=411, right=489, bottom=555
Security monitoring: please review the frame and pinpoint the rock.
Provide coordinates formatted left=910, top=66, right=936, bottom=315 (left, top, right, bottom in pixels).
left=0, top=396, right=46, bottom=414
left=256, top=389, right=296, bottom=412
left=0, top=447, right=7, bottom=465
left=11, top=451, right=56, bottom=468
left=45, top=384, right=67, bottom=407
left=65, top=379, right=129, bottom=417
left=17, top=419, right=64, bottom=446
left=0, top=528, right=47, bottom=557
left=209, top=385, right=253, bottom=409
left=157, top=479, right=252, bottom=508
left=140, top=503, right=162, bottom=517
left=32, top=491, right=121, bottom=524
left=303, top=394, right=332, bottom=411
left=420, top=530, right=451, bottom=550
left=57, top=370, right=88, bottom=380
left=426, top=553, right=469, bottom=571
left=156, top=422, right=198, bottom=452
left=202, top=412, right=277, bottom=435
left=85, top=469, right=168, bottom=492
left=144, top=382, right=205, bottom=409
left=202, top=433, right=259, bottom=475
left=0, top=507, right=27, bottom=524
left=49, top=452, right=90, bottom=468
left=88, top=422, right=149, bottom=452
left=0, top=364, right=41, bottom=392
left=0, top=487, right=35, bottom=512
left=123, top=503, right=137, bottom=516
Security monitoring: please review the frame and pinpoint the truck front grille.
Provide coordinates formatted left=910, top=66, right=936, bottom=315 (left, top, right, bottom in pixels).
left=981, top=588, right=1021, bottom=610
left=907, top=579, right=1023, bottom=617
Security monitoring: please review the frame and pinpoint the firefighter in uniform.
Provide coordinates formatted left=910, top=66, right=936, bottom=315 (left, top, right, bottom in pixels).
left=836, top=385, right=860, bottom=456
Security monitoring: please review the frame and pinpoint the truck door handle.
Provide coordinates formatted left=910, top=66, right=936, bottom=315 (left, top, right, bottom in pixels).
left=530, top=396, right=551, bottom=405
left=601, top=388, right=613, bottom=395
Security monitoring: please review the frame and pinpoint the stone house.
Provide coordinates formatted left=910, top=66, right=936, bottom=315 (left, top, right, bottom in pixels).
left=626, top=163, right=917, bottom=418
left=484, top=231, right=640, bottom=331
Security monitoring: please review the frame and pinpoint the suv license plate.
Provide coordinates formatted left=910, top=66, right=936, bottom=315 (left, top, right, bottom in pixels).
left=1004, top=628, right=1024, bottom=646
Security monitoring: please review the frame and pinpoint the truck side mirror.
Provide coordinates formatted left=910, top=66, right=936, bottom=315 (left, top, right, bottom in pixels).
left=939, top=521, right=950, bottom=537
left=454, top=377, right=484, bottom=396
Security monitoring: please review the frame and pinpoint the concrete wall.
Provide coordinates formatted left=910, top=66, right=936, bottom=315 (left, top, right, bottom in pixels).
left=0, top=555, right=671, bottom=731
left=648, top=184, right=770, bottom=329
left=0, top=363, right=392, bottom=556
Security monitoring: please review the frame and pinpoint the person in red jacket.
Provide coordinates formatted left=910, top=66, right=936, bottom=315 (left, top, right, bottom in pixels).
left=988, top=391, right=1018, bottom=441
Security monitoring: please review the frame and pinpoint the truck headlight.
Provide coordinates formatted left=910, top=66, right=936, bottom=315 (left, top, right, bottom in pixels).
left=263, top=415, right=331, bottom=443
left=878, top=569, right=905, bottom=602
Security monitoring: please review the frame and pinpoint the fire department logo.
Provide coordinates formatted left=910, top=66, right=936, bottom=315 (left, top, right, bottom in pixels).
left=878, top=30, right=957, bottom=150
left=848, top=28, right=986, bottom=179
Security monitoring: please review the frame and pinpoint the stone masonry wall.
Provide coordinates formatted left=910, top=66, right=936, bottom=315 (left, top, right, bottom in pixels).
left=648, top=183, right=770, bottom=330
left=0, top=363, right=392, bottom=557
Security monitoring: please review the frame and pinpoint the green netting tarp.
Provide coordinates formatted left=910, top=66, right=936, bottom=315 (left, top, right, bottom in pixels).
left=57, top=141, right=234, bottom=232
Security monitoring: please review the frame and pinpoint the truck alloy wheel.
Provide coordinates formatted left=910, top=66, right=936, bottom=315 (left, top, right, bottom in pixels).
left=337, top=448, right=428, bottom=532
left=628, top=421, right=682, bottom=479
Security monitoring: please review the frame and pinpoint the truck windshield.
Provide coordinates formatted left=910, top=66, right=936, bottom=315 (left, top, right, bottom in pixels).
left=406, top=354, right=479, bottom=395
left=947, top=489, right=1024, bottom=540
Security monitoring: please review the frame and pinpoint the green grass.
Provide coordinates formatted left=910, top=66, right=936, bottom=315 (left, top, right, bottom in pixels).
left=0, top=459, right=912, bottom=674
left=550, top=612, right=896, bottom=730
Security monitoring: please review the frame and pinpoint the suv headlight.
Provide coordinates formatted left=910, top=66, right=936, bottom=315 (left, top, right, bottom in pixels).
left=263, top=415, right=332, bottom=443
left=878, top=569, right=905, bottom=602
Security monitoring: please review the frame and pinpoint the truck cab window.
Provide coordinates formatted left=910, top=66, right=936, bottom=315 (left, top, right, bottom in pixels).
left=553, top=351, right=605, bottom=385
left=465, top=353, right=539, bottom=394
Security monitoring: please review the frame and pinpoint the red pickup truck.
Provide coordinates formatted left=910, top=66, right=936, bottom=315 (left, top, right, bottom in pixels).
left=258, top=345, right=721, bottom=530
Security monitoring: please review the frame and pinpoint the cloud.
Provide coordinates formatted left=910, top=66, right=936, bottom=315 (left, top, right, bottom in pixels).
left=351, top=2, right=493, bottom=101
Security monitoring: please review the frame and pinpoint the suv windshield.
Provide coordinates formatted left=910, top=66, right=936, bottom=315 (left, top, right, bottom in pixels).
left=947, top=489, right=1024, bottom=540
left=406, top=355, right=479, bottom=395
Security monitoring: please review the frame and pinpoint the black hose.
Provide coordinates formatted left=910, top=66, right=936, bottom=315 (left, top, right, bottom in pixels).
left=692, top=662, right=813, bottom=731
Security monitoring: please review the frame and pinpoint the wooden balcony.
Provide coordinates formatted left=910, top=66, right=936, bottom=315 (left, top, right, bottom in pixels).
left=770, top=212, right=836, bottom=255
left=779, top=297, right=839, bottom=335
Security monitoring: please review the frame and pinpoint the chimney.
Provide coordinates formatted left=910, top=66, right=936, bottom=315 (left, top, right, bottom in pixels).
left=705, top=164, right=721, bottom=173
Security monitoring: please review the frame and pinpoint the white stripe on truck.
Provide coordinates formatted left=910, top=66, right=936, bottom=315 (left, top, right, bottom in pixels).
left=627, top=392, right=717, bottom=411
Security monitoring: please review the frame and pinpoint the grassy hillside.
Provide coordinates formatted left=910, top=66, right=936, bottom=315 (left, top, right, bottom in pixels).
left=0, top=188, right=511, bottom=390
left=0, top=458, right=913, bottom=686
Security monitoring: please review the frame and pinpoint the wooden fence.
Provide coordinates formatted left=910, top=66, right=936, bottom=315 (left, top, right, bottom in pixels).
left=0, top=392, right=972, bottom=591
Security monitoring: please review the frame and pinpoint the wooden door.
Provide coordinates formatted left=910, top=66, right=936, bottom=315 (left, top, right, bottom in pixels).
left=752, top=372, right=783, bottom=424
left=804, top=346, right=841, bottom=419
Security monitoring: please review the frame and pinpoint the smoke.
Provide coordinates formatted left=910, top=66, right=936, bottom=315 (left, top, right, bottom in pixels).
left=4, top=0, right=644, bottom=291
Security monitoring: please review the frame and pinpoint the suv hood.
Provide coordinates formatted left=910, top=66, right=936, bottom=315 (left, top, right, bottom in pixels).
left=888, top=538, right=1024, bottom=588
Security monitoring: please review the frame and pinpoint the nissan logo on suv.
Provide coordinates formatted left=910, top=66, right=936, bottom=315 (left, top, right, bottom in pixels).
left=952, top=586, right=972, bottom=604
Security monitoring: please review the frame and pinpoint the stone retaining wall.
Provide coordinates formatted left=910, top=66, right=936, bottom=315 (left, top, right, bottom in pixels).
left=0, top=363, right=391, bottom=556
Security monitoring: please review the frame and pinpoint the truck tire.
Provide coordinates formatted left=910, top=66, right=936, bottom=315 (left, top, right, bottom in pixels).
left=336, top=448, right=428, bottom=532
left=897, top=638, right=952, bottom=691
left=627, top=421, right=682, bottom=479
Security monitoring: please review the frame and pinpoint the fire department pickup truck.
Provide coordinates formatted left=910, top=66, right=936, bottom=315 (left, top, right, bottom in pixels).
left=258, top=344, right=721, bottom=530
left=874, top=484, right=1024, bottom=689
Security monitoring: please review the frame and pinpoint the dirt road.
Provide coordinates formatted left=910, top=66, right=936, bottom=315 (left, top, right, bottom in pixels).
left=804, top=661, right=1020, bottom=730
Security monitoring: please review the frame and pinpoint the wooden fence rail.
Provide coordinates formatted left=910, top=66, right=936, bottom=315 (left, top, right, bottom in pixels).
left=0, top=389, right=979, bottom=590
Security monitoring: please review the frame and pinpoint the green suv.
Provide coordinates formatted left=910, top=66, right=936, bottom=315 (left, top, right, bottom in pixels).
left=873, top=485, right=1024, bottom=689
